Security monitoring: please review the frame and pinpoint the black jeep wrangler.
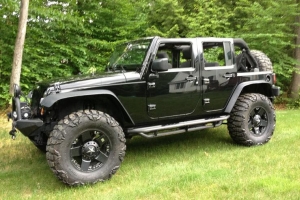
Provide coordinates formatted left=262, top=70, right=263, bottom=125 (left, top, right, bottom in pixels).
left=8, top=36, right=280, bottom=185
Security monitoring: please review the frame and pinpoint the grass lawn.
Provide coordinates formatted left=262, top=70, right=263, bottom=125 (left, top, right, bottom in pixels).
left=0, top=109, right=300, bottom=199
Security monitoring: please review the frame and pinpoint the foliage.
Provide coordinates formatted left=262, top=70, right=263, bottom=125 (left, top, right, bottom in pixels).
left=0, top=0, right=20, bottom=107
left=0, top=0, right=300, bottom=107
left=146, top=0, right=186, bottom=37
left=230, top=0, right=299, bottom=90
left=0, top=0, right=147, bottom=107
left=282, top=90, right=300, bottom=109
left=287, top=98, right=300, bottom=109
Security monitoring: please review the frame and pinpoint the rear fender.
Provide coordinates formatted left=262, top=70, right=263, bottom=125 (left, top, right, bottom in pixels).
left=225, top=81, right=273, bottom=113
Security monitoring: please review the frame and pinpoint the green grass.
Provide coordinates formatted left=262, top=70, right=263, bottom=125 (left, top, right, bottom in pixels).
left=0, top=110, right=300, bottom=199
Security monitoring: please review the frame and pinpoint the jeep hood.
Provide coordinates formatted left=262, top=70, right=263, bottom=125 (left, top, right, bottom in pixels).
left=36, top=71, right=128, bottom=95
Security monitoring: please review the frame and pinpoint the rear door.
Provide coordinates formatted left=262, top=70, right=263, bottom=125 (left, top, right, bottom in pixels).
left=200, top=39, right=238, bottom=112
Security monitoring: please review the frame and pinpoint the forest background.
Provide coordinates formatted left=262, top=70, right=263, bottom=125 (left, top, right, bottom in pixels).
left=1, top=0, right=300, bottom=108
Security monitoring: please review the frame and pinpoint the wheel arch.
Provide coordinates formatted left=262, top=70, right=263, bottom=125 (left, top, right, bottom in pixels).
left=225, top=81, right=273, bottom=113
left=41, top=90, right=135, bottom=126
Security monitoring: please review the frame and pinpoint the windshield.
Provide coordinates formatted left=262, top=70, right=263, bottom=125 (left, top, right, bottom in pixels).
left=107, top=39, right=152, bottom=72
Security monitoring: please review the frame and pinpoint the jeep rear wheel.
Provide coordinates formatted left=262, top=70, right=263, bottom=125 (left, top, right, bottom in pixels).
left=46, top=110, right=126, bottom=186
left=227, top=93, right=275, bottom=146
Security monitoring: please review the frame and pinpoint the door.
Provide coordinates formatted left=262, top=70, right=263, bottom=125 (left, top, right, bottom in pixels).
left=201, top=40, right=238, bottom=112
left=146, top=41, right=201, bottom=119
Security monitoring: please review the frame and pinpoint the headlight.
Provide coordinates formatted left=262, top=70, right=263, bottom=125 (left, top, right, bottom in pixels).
left=43, top=87, right=52, bottom=97
left=14, top=84, right=21, bottom=98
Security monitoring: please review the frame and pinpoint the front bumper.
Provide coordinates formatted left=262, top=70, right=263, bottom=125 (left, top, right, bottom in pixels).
left=8, top=85, right=44, bottom=137
left=11, top=119, right=44, bottom=137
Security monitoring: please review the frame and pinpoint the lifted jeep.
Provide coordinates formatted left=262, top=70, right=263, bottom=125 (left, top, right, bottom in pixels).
left=8, top=36, right=280, bottom=185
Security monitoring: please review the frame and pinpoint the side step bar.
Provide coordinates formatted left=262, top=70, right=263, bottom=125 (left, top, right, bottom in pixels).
left=127, top=115, right=229, bottom=138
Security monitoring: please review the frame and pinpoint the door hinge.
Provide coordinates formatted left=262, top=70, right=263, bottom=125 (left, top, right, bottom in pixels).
left=203, top=78, right=210, bottom=85
left=54, top=82, right=61, bottom=93
left=148, top=104, right=156, bottom=111
left=147, top=82, right=155, bottom=89
left=203, top=98, right=210, bottom=105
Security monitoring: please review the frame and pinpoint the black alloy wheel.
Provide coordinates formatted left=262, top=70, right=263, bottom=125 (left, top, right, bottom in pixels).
left=70, top=130, right=111, bottom=172
left=248, top=107, right=268, bottom=136
left=228, top=93, right=275, bottom=146
left=46, top=110, right=126, bottom=186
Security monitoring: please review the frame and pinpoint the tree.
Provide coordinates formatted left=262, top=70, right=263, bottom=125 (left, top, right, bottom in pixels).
left=288, top=0, right=300, bottom=99
left=145, top=0, right=187, bottom=37
left=230, top=0, right=299, bottom=89
left=185, top=0, right=232, bottom=37
left=1, top=0, right=300, bottom=108
left=145, top=0, right=232, bottom=38
left=0, top=1, right=19, bottom=107
left=9, top=0, right=29, bottom=95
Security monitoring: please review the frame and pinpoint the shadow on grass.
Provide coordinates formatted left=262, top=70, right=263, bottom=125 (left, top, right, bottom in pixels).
left=0, top=135, right=69, bottom=194
left=0, top=125, right=238, bottom=197
left=126, top=125, right=236, bottom=153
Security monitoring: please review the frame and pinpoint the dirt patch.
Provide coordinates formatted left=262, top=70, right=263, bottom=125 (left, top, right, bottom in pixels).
left=0, top=117, right=11, bottom=131
left=274, top=103, right=286, bottom=110
left=0, top=106, right=12, bottom=131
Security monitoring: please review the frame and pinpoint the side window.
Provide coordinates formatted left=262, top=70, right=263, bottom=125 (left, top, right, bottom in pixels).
left=156, top=43, right=193, bottom=68
left=223, top=42, right=233, bottom=66
left=156, top=49, right=173, bottom=67
left=179, top=45, right=192, bottom=68
left=155, top=49, right=173, bottom=71
left=203, top=42, right=233, bottom=67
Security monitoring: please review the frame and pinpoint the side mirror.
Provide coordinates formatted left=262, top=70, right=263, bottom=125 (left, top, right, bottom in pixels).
left=152, top=58, right=170, bottom=71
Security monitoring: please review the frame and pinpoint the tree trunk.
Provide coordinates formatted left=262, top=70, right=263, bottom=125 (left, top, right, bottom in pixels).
left=288, top=7, right=300, bottom=98
left=9, top=0, right=29, bottom=95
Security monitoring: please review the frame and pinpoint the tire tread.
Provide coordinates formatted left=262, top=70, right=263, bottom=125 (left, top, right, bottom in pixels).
left=227, top=93, right=275, bottom=146
left=46, top=110, right=126, bottom=186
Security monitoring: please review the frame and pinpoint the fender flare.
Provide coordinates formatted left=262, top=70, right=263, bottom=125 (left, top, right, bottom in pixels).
left=41, top=89, right=135, bottom=125
left=224, top=81, right=272, bottom=113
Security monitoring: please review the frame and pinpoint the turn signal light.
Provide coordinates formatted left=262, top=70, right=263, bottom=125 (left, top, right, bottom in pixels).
left=40, top=107, right=44, bottom=116
left=272, top=73, right=277, bottom=85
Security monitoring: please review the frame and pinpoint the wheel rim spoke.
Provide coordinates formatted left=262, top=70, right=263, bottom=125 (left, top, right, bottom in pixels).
left=70, top=146, right=82, bottom=157
left=81, top=131, right=92, bottom=142
left=260, top=119, right=268, bottom=127
left=257, top=108, right=266, bottom=116
left=81, top=159, right=91, bottom=171
left=97, top=135, right=109, bottom=146
left=95, top=151, right=108, bottom=163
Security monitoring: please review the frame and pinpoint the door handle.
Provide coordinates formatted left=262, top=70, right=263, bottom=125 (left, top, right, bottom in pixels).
left=222, top=73, right=234, bottom=79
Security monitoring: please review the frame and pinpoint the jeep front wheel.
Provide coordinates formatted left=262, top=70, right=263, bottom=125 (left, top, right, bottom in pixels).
left=46, top=110, right=126, bottom=186
left=227, top=93, right=275, bottom=146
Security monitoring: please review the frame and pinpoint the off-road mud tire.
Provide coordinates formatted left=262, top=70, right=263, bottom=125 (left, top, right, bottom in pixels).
left=227, top=93, right=275, bottom=146
left=46, top=110, right=126, bottom=186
